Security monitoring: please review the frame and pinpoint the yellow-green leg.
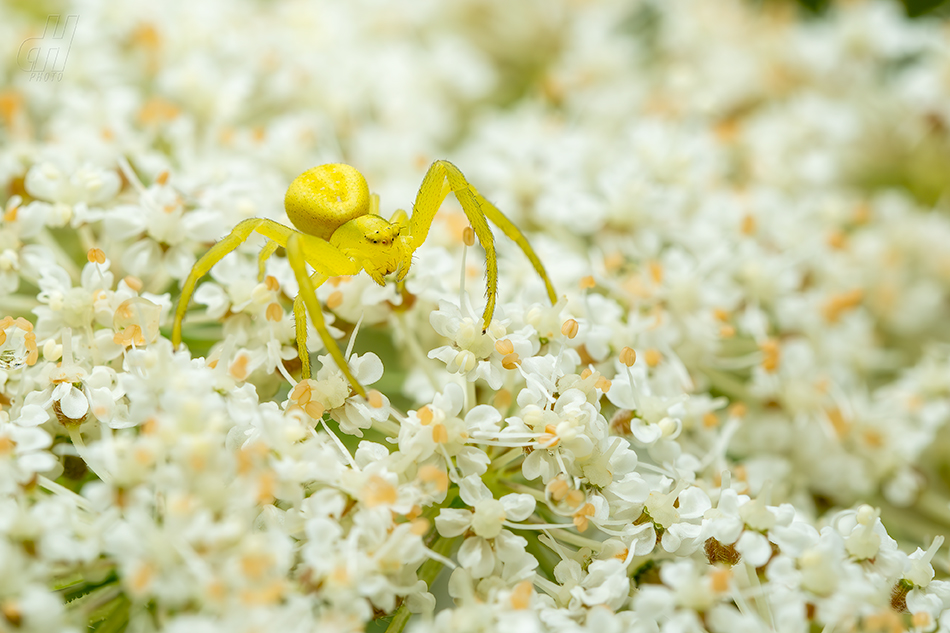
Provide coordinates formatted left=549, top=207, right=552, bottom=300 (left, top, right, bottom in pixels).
left=286, top=232, right=367, bottom=398
left=174, top=218, right=361, bottom=390
left=473, top=190, right=557, bottom=305
left=409, top=160, right=498, bottom=332
left=292, top=270, right=327, bottom=380
left=257, top=239, right=281, bottom=282
left=174, top=218, right=296, bottom=346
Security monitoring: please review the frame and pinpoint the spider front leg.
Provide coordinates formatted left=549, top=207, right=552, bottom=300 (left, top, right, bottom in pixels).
left=286, top=232, right=367, bottom=398
left=258, top=239, right=281, bottom=282
left=405, top=160, right=558, bottom=332
left=174, top=218, right=362, bottom=392
left=173, top=217, right=300, bottom=346
left=407, top=161, right=498, bottom=331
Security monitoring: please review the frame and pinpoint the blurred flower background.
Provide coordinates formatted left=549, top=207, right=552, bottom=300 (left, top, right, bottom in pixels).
left=1, top=0, right=950, bottom=631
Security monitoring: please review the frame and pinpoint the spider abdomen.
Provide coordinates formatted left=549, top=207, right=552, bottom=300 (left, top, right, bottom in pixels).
left=284, top=163, right=370, bottom=241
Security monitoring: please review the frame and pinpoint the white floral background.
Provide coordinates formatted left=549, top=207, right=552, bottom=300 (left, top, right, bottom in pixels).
left=1, top=0, right=950, bottom=631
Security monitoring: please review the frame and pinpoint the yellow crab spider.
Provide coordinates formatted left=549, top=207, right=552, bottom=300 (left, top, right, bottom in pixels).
left=171, top=160, right=557, bottom=398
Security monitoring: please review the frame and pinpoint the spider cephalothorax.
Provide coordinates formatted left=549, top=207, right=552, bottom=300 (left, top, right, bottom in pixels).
left=173, top=160, right=556, bottom=397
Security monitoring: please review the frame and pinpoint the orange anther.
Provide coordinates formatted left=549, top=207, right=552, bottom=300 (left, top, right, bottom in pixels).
left=265, top=302, right=283, bottom=322
left=417, top=405, right=433, bottom=425
left=87, top=248, right=106, bottom=264
left=327, top=291, right=344, bottom=310
left=494, top=339, right=514, bottom=355
left=619, top=346, right=637, bottom=367
left=561, top=319, right=579, bottom=339
left=123, top=276, right=144, bottom=292
left=502, top=353, right=521, bottom=370
left=367, top=389, right=384, bottom=408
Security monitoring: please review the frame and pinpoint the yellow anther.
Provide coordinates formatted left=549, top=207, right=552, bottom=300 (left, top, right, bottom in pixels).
left=367, top=389, right=384, bottom=408
left=561, top=318, right=579, bottom=339
left=229, top=354, right=250, bottom=381
left=123, top=275, right=143, bottom=292
left=710, top=568, right=733, bottom=593
left=822, top=289, right=863, bottom=323
left=604, top=252, right=624, bottom=271
left=265, top=302, right=283, bottom=322
left=619, top=346, right=637, bottom=367
left=565, top=489, right=585, bottom=509
left=462, top=226, right=475, bottom=247
left=538, top=424, right=560, bottom=448
left=572, top=503, right=596, bottom=532
left=827, top=230, right=847, bottom=250
left=303, top=401, right=325, bottom=419
left=547, top=478, right=569, bottom=501
left=719, top=324, right=736, bottom=338
left=155, top=170, right=170, bottom=185
left=826, top=408, right=849, bottom=437
left=87, top=248, right=106, bottom=264
left=410, top=518, right=430, bottom=536
left=431, top=423, right=448, bottom=444
left=417, top=405, right=433, bottom=425
left=595, top=376, right=611, bottom=392
left=290, top=379, right=315, bottom=404
left=760, top=338, right=780, bottom=372
left=580, top=367, right=593, bottom=380
left=510, top=581, right=534, bottom=610
left=740, top=214, right=756, bottom=235
left=649, top=261, right=663, bottom=284
left=326, top=291, right=344, bottom=310
left=264, top=275, right=280, bottom=291
left=493, top=388, right=512, bottom=411
left=702, top=412, right=719, bottom=428
left=728, top=402, right=747, bottom=418
left=113, top=324, right=145, bottom=347
left=417, top=464, right=449, bottom=492
left=494, top=339, right=514, bottom=355
left=362, top=474, right=397, bottom=508
left=644, top=349, right=662, bottom=367
left=579, top=275, right=596, bottom=289
left=502, top=353, right=521, bottom=370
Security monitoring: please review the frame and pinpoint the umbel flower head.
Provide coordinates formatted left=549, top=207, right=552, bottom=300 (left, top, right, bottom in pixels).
left=0, top=0, right=949, bottom=632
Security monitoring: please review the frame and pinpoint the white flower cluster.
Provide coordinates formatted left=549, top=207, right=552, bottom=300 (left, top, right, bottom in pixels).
left=1, top=0, right=950, bottom=632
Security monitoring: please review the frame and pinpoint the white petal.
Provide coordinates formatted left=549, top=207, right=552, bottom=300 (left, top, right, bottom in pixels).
left=456, top=446, right=490, bottom=477
left=500, top=493, right=536, bottom=522
left=434, top=509, right=472, bottom=538
left=677, top=487, right=712, bottom=519
left=626, top=522, right=657, bottom=556
left=630, top=420, right=663, bottom=445
left=457, top=536, right=494, bottom=579
left=14, top=404, right=51, bottom=427
left=88, top=388, right=115, bottom=422
left=458, top=474, right=490, bottom=506
left=736, top=531, right=772, bottom=568
left=493, top=529, right=528, bottom=563
left=351, top=353, right=383, bottom=384
left=521, top=451, right=544, bottom=481
left=59, top=386, right=89, bottom=420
